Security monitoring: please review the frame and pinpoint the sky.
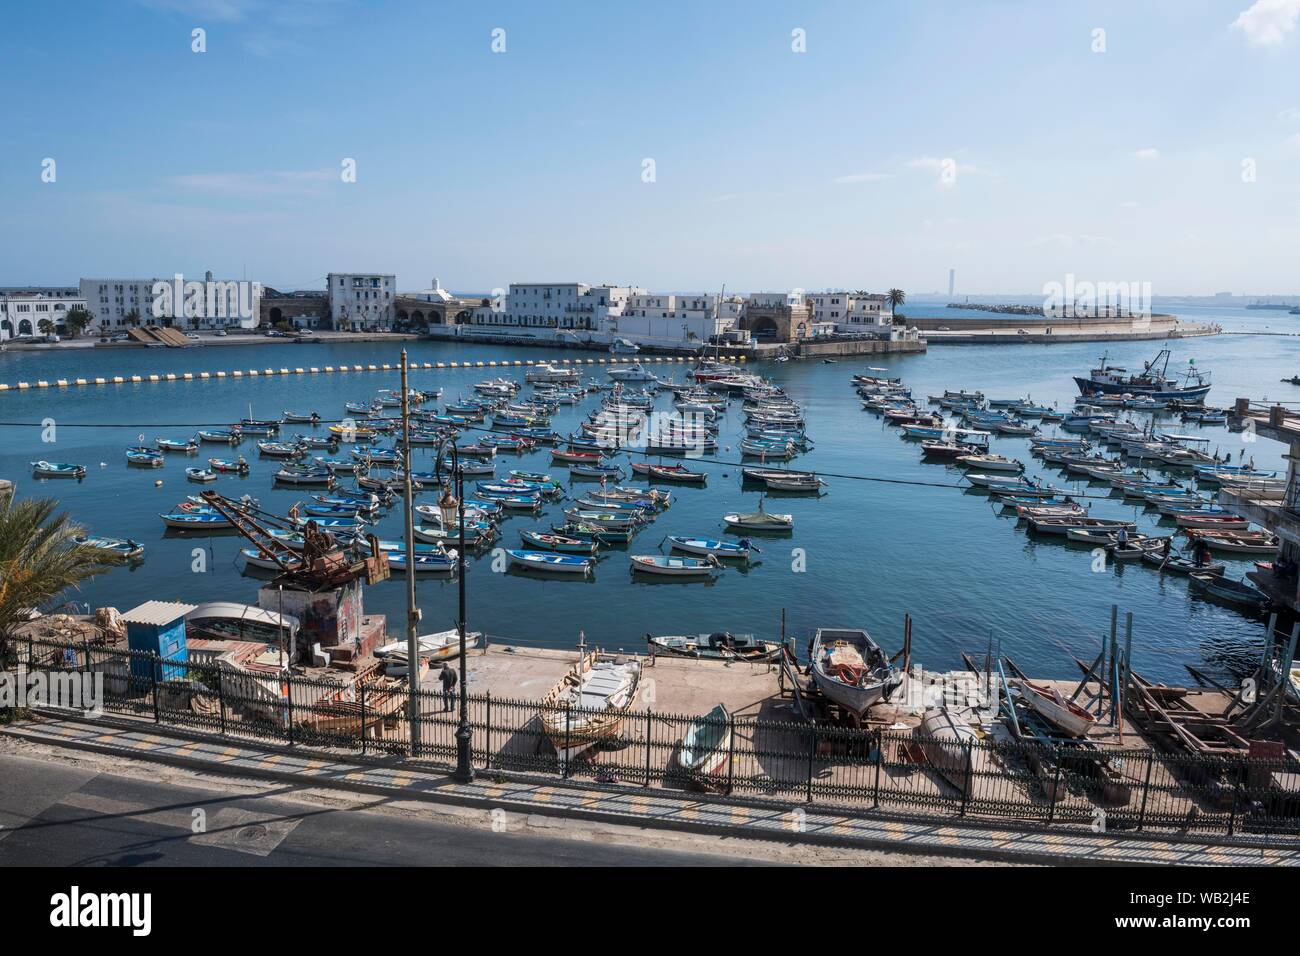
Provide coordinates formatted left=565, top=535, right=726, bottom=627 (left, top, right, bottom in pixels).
left=2, top=0, right=1299, bottom=297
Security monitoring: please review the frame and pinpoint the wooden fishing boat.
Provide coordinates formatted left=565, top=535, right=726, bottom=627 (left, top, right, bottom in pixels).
left=197, top=429, right=241, bottom=444
left=552, top=522, right=633, bottom=544
left=240, top=547, right=287, bottom=571
left=666, top=536, right=755, bottom=560
left=160, top=511, right=233, bottom=530
left=386, top=550, right=458, bottom=574
left=374, top=628, right=482, bottom=673
left=1185, top=531, right=1280, bottom=555
left=809, top=628, right=906, bottom=717
left=206, top=457, right=248, bottom=474
left=722, top=500, right=793, bottom=532
left=282, top=411, right=321, bottom=424
left=763, top=474, right=824, bottom=492
left=540, top=652, right=642, bottom=761
left=1017, top=680, right=1096, bottom=737
left=552, top=448, right=603, bottom=464
left=1189, top=573, right=1269, bottom=613
left=155, top=437, right=198, bottom=452
left=1173, top=513, right=1251, bottom=531
left=1027, top=516, right=1135, bottom=535
left=917, top=708, right=988, bottom=794
left=256, top=440, right=304, bottom=459
left=520, top=530, right=598, bottom=554
left=677, top=703, right=732, bottom=781
left=1141, top=550, right=1225, bottom=575
left=74, top=535, right=144, bottom=560
left=564, top=509, right=641, bottom=530
left=274, top=467, right=334, bottom=486
left=569, top=462, right=623, bottom=479
left=647, top=632, right=782, bottom=662
left=630, top=554, right=720, bottom=577
left=956, top=453, right=1024, bottom=473
left=30, top=460, right=86, bottom=479
left=506, top=549, right=595, bottom=575
left=185, top=467, right=218, bottom=483
left=126, top=448, right=165, bottom=468
left=645, top=463, right=708, bottom=484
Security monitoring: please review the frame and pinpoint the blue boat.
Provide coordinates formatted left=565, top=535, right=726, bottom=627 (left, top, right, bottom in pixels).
left=386, top=550, right=458, bottom=574
left=1074, top=349, right=1212, bottom=402
left=126, top=448, right=166, bottom=468
left=160, top=512, right=232, bottom=529
left=505, top=550, right=595, bottom=575
left=666, top=536, right=756, bottom=560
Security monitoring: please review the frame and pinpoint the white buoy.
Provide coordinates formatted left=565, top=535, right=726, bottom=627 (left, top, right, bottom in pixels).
left=155, top=480, right=163, bottom=487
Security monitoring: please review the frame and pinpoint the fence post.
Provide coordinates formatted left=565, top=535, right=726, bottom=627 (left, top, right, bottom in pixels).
left=726, top=714, right=737, bottom=796
left=644, top=709, right=653, bottom=787
left=562, top=705, right=572, bottom=779
left=1137, top=751, right=1154, bottom=831
left=151, top=657, right=160, bottom=724
left=873, top=733, right=884, bottom=809
left=959, top=741, right=974, bottom=817
left=805, top=726, right=817, bottom=803
left=1046, top=747, right=1062, bottom=825
left=285, top=672, right=294, bottom=747
left=217, top=669, right=226, bottom=736
left=359, top=679, right=367, bottom=757
left=484, top=692, right=491, bottom=770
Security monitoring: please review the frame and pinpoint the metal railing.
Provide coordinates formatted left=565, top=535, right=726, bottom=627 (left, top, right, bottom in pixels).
left=14, top=637, right=1300, bottom=845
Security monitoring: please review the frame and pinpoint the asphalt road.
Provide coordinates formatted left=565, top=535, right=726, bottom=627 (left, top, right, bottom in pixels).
left=0, top=754, right=756, bottom=867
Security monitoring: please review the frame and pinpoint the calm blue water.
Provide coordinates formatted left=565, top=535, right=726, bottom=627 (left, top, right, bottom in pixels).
left=2, top=313, right=1298, bottom=686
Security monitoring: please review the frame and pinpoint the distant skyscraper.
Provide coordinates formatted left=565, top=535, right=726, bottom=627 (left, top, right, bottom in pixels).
left=948, top=268, right=955, bottom=297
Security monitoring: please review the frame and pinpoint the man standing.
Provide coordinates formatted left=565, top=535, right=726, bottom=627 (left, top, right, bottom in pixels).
left=439, top=664, right=457, bottom=712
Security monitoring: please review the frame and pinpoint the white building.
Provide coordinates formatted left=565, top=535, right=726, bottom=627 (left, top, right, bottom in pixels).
left=806, top=291, right=894, bottom=336
left=469, top=283, right=641, bottom=337
left=0, top=288, right=85, bottom=340
left=80, top=273, right=261, bottom=332
left=616, top=293, right=737, bottom=347
left=328, top=273, right=396, bottom=331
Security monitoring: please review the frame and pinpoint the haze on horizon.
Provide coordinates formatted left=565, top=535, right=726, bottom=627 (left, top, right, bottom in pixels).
left=2, top=0, right=1298, bottom=298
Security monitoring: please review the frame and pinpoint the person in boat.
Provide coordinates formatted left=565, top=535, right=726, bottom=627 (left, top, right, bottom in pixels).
left=439, top=663, right=457, bottom=712
left=126, top=538, right=138, bottom=552
left=1194, top=539, right=1210, bottom=567
left=1116, top=526, right=1129, bottom=547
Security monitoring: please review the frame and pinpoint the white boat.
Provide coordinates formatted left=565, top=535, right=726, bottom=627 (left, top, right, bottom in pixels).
left=917, top=707, right=988, bottom=794
left=610, top=338, right=640, bottom=355
left=1016, top=679, right=1096, bottom=737
left=809, top=628, right=906, bottom=717
left=31, top=460, right=86, bottom=479
left=506, top=549, right=595, bottom=575
left=722, top=501, right=793, bottom=531
left=540, top=652, right=642, bottom=761
left=185, top=467, right=218, bottom=483
left=955, top=454, right=1023, bottom=473
left=607, top=362, right=657, bottom=383
left=524, top=363, right=581, bottom=384
left=373, top=628, right=482, bottom=665
left=676, top=703, right=732, bottom=781
left=629, top=554, right=720, bottom=577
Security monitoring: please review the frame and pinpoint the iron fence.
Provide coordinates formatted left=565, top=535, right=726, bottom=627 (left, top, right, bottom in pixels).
left=14, top=637, right=1300, bottom=845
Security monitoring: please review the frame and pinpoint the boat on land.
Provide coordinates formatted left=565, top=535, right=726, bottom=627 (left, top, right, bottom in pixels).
left=676, top=703, right=732, bottom=782
left=74, top=535, right=144, bottom=560
left=630, top=554, right=720, bottom=577
left=539, top=652, right=642, bottom=761
left=1016, top=679, right=1096, bottom=737
left=917, top=708, right=989, bottom=794
left=506, top=549, right=596, bottom=575
left=647, top=632, right=782, bottom=661
left=30, top=460, right=86, bottom=478
left=1189, top=573, right=1269, bottom=613
left=520, top=530, right=598, bottom=554
left=810, top=628, right=906, bottom=717
left=185, top=467, right=218, bottom=483
left=666, top=536, right=756, bottom=560
left=373, top=628, right=482, bottom=666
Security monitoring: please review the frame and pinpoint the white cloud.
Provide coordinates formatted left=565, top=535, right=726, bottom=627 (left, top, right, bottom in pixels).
left=1278, top=106, right=1300, bottom=121
left=1119, top=201, right=1140, bottom=209
left=1134, top=147, right=1160, bottom=160
left=1231, top=0, right=1300, bottom=46
left=833, top=172, right=895, bottom=184
left=1029, top=233, right=1116, bottom=248
left=168, top=169, right=336, bottom=198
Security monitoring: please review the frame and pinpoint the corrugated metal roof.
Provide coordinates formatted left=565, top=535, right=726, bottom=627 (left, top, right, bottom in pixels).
left=122, top=600, right=197, bottom=626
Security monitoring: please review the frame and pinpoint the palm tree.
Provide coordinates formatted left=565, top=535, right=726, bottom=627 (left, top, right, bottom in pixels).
left=886, top=288, right=906, bottom=316
left=0, top=497, right=115, bottom=664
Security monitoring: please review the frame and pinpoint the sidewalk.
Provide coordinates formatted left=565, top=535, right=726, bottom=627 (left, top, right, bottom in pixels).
left=6, top=715, right=1295, bottom=866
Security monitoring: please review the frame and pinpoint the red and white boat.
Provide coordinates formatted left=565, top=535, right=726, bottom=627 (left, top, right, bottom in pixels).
left=1016, top=679, right=1096, bottom=737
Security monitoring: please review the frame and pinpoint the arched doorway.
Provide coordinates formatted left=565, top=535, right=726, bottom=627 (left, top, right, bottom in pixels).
left=455, top=310, right=471, bottom=325
left=748, top=317, right=779, bottom=339
left=0, top=320, right=11, bottom=338
left=18, top=319, right=33, bottom=336
left=270, top=307, right=283, bottom=324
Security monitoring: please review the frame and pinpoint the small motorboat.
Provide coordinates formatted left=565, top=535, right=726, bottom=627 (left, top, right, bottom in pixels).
left=257, top=440, right=304, bottom=458
left=1016, top=680, right=1096, bottom=737
left=539, top=652, right=642, bottom=761
left=155, top=437, right=198, bottom=453
left=240, top=547, right=289, bottom=571
left=630, top=554, right=720, bottom=577
left=647, top=631, right=782, bottom=661
left=30, top=460, right=86, bottom=479
left=569, top=463, right=624, bottom=479
left=763, top=473, right=824, bottom=493
left=160, top=511, right=233, bottom=530
left=208, top=457, right=249, bottom=474
left=676, top=703, right=732, bottom=783
left=185, top=467, right=218, bottom=483
left=722, top=501, right=793, bottom=532
left=519, top=530, right=598, bottom=554
left=74, top=534, right=144, bottom=560
left=197, top=429, right=241, bottom=444
left=666, top=536, right=756, bottom=561
left=506, top=550, right=595, bottom=575
left=283, top=411, right=321, bottom=424
left=126, top=448, right=165, bottom=468
left=386, top=550, right=458, bottom=574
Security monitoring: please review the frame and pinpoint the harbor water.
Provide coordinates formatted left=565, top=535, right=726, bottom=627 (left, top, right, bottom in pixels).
left=2, top=305, right=1298, bottom=687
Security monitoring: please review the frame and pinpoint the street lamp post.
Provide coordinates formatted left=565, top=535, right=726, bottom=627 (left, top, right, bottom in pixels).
left=437, top=441, right=474, bottom=782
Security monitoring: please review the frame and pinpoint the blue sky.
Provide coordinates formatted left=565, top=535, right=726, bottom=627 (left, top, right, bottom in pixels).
left=2, top=0, right=1299, bottom=295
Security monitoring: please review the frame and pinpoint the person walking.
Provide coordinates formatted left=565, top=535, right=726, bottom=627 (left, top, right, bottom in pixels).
left=439, top=664, right=457, bottom=712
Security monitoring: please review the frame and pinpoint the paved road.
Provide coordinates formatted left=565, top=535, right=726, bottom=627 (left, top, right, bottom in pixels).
left=0, top=755, right=757, bottom=867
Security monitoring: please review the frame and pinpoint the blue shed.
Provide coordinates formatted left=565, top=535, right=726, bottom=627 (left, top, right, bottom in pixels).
left=122, top=601, right=195, bottom=681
